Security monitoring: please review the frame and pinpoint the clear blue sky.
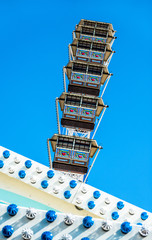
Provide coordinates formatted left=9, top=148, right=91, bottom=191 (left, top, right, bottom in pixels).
left=0, top=0, right=152, bottom=212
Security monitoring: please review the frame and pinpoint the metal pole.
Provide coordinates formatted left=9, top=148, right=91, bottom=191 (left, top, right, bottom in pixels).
left=110, top=38, right=115, bottom=48
left=92, top=107, right=107, bottom=139
left=84, top=146, right=101, bottom=183
left=56, top=97, right=60, bottom=134
left=101, top=76, right=111, bottom=98
left=68, top=44, right=71, bottom=61
left=106, top=52, right=114, bottom=67
left=47, top=139, right=52, bottom=169
left=69, top=44, right=74, bottom=60
left=63, top=67, right=66, bottom=92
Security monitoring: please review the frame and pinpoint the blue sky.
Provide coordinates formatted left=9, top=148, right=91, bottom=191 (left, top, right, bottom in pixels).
left=0, top=0, right=152, bottom=212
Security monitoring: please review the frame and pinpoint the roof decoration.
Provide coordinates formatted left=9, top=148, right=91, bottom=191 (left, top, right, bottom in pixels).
left=0, top=203, right=151, bottom=239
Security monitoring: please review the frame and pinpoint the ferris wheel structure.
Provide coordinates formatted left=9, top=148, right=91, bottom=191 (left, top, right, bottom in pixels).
left=0, top=19, right=151, bottom=240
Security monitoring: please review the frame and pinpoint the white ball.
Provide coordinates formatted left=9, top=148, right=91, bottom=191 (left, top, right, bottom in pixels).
left=58, top=176, right=65, bottom=183
left=26, top=208, right=37, bottom=220
left=139, top=226, right=149, bottom=237
left=101, top=221, right=112, bottom=231
left=64, top=214, right=75, bottom=225
left=22, top=228, right=33, bottom=239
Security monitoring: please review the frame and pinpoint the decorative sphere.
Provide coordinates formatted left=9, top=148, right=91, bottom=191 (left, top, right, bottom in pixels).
left=141, top=212, right=148, bottom=220
left=100, top=208, right=106, bottom=215
left=117, top=201, right=124, bottom=210
left=47, top=170, right=54, bottom=178
left=69, top=180, right=77, bottom=188
left=93, top=190, right=101, bottom=199
left=88, top=201, right=95, bottom=209
left=129, top=208, right=135, bottom=215
left=3, top=150, right=10, bottom=159
left=139, top=226, right=149, bottom=237
left=53, top=186, right=59, bottom=194
left=8, top=167, right=14, bottom=174
left=81, top=187, right=87, bottom=194
left=18, top=170, right=26, bottom=179
left=0, top=160, right=4, bottom=168
left=30, top=176, right=36, bottom=184
left=76, top=197, right=82, bottom=204
left=22, top=228, right=33, bottom=239
left=26, top=208, right=37, bottom=220
left=14, top=157, right=20, bottom=164
left=83, top=216, right=94, bottom=228
left=64, top=190, right=71, bottom=199
left=105, top=198, right=111, bottom=204
left=111, top=212, right=119, bottom=220
left=2, top=225, right=14, bottom=238
left=121, top=222, right=132, bottom=234
left=101, top=221, right=112, bottom=231
left=41, top=231, right=53, bottom=240
left=46, top=210, right=57, bottom=222
left=58, top=176, right=65, bottom=183
left=64, top=214, right=75, bottom=225
left=7, top=204, right=18, bottom=216
left=25, top=160, right=32, bottom=169
left=36, top=167, right=42, bottom=174
left=41, top=180, right=49, bottom=189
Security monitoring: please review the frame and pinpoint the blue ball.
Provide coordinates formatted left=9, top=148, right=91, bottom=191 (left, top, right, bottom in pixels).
left=69, top=180, right=77, bottom=188
left=25, top=160, right=32, bottom=168
left=64, top=190, right=71, bottom=199
left=41, top=180, right=49, bottom=189
left=83, top=216, right=94, bottom=228
left=2, top=225, right=14, bottom=238
left=47, top=170, right=54, bottom=178
left=137, top=223, right=142, bottom=225
left=0, top=160, right=4, bottom=168
left=111, top=211, right=119, bottom=220
left=7, top=204, right=18, bottom=216
left=93, top=190, right=101, bottom=199
left=46, top=210, right=57, bottom=223
left=117, top=201, right=124, bottom=210
left=81, top=238, right=90, bottom=240
left=121, top=222, right=132, bottom=234
left=88, top=201, right=95, bottom=209
left=41, top=231, right=53, bottom=240
left=3, top=150, right=10, bottom=159
left=18, top=170, right=26, bottom=179
left=141, top=212, right=148, bottom=220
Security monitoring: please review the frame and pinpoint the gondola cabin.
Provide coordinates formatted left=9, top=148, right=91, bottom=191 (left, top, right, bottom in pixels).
left=77, top=19, right=115, bottom=31
left=70, top=39, right=114, bottom=64
left=49, top=134, right=99, bottom=174
left=75, top=20, right=115, bottom=45
left=65, top=61, right=112, bottom=96
left=59, top=92, right=105, bottom=131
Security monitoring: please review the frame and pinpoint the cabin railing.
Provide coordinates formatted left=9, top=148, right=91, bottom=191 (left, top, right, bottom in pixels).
left=54, top=147, right=90, bottom=167
left=63, top=104, right=96, bottom=123
left=76, top=48, right=105, bottom=64
left=71, top=71, right=101, bottom=88
left=80, top=34, right=107, bottom=43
